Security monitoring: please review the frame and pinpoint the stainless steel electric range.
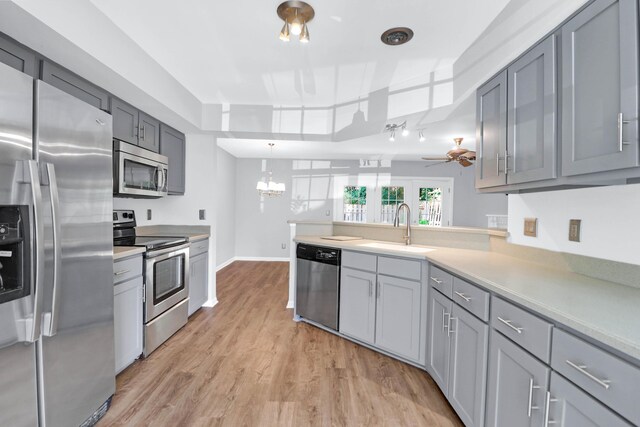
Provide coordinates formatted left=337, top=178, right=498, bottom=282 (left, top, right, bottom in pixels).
left=113, top=210, right=190, bottom=356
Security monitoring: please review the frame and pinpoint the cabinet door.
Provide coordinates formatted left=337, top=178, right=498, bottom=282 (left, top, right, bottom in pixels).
left=160, top=123, right=186, bottom=195
left=561, top=0, right=639, bottom=176
left=426, top=288, right=452, bottom=395
left=486, top=331, right=549, bottom=427
left=114, top=278, right=143, bottom=374
left=374, top=274, right=422, bottom=361
left=0, top=35, right=36, bottom=77
left=188, top=252, right=209, bottom=316
left=449, top=305, right=489, bottom=427
left=111, top=98, right=139, bottom=145
left=138, top=112, right=160, bottom=153
left=547, top=372, right=631, bottom=427
left=40, top=61, right=109, bottom=112
left=507, top=35, right=557, bottom=184
left=476, top=70, right=508, bottom=188
left=339, top=267, right=376, bottom=345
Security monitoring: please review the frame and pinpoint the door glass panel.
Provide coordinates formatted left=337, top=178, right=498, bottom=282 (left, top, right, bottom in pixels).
left=153, top=254, right=185, bottom=303
left=123, top=159, right=158, bottom=191
left=343, top=186, right=367, bottom=222
left=418, top=187, right=442, bottom=226
left=380, top=186, right=404, bottom=223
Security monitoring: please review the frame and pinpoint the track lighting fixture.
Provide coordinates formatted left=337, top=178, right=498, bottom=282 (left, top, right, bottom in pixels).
left=384, top=121, right=408, bottom=141
left=277, top=1, right=314, bottom=43
left=419, top=131, right=426, bottom=142
left=389, top=131, right=396, bottom=142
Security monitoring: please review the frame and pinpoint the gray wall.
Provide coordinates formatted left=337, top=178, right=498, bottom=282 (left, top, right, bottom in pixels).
left=234, top=158, right=507, bottom=258
left=216, top=147, right=237, bottom=267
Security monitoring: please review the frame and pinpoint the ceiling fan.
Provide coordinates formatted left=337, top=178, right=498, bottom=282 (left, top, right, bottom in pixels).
left=422, top=137, right=476, bottom=167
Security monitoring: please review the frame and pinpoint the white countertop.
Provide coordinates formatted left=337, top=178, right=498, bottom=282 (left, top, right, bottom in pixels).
left=113, top=246, right=145, bottom=260
left=294, top=235, right=640, bottom=363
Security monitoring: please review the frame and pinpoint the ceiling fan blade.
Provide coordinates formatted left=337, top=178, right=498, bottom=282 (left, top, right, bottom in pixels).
left=458, top=158, right=473, bottom=167
left=423, top=161, right=449, bottom=168
left=447, top=147, right=468, bottom=159
left=421, top=157, right=450, bottom=161
left=460, top=151, right=477, bottom=160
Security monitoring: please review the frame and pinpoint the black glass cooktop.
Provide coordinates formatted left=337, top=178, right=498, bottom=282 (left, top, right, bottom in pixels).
left=114, top=236, right=188, bottom=250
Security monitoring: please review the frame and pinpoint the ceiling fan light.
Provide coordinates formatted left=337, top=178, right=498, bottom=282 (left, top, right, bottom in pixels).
left=299, top=23, right=310, bottom=43
left=279, top=22, right=290, bottom=41
left=290, top=12, right=303, bottom=36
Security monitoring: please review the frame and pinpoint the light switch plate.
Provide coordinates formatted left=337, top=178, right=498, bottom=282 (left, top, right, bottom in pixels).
left=569, top=219, right=581, bottom=242
left=146, top=209, right=152, bottom=221
left=524, top=217, right=537, bottom=237
left=199, top=209, right=206, bottom=220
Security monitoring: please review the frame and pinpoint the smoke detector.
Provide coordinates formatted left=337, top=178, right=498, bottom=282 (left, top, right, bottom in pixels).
left=381, top=27, right=414, bottom=46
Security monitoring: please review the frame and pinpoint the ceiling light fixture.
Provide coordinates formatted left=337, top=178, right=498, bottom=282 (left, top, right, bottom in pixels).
left=419, top=131, right=426, bottom=142
left=256, top=143, right=286, bottom=197
left=277, top=1, right=315, bottom=43
left=384, top=121, right=409, bottom=141
left=381, top=27, right=414, bottom=46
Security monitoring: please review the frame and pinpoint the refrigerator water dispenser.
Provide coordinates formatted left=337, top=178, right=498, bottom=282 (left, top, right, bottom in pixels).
left=0, top=205, right=30, bottom=304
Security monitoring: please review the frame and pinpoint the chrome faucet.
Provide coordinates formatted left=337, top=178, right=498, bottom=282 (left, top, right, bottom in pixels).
left=393, top=203, right=411, bottom=245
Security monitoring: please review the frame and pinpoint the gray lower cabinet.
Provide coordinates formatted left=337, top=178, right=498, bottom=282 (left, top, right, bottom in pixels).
left=427, top=288, right=452, bottom=395
left=449, top=304, right=488, bottom=427
left=547, top=372, right=632, bottom=427
left=160, top=123, right=186, bottom=195
left=188, top=250, right=209, bottom=316
left=111, top=97, right=139, bottom=145
left=476, top=70, right=508, bottom=188
left=40, top=61, right=109, bottom=112
left=561, top=0, right=639, bottom=176
left=486, top=331, right=550, bottom=427
left=138, top=111, right=160, bottom=153
left=113, top=255, right=144, bottom=374
left=507, top=34, right=557, bottom=184
left=339, top=267, right=377, bottom=345
left=0, top=34, right=36, bottom=77
left=375, top=274, right=422, bottom=361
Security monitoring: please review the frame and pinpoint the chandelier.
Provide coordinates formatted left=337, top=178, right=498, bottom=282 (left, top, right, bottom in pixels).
left=277, top=1, right=315, bottom=43
left=256, top=143, right=286, bottom=197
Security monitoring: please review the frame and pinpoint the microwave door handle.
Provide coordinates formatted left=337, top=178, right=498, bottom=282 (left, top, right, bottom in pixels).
left=156, top=167, right=163, bottom=191
left=163, top=169, right=168, bottom=192
left=42, top=164, right=61, bottom=337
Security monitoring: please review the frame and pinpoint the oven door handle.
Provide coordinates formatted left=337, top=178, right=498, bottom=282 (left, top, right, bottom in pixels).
left=145, top=243, right=191, bottom=260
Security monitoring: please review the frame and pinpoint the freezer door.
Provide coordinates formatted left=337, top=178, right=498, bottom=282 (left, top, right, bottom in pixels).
left=36, top=81, right=115, bottom=427
left=0, top=63, right=40, bottom=426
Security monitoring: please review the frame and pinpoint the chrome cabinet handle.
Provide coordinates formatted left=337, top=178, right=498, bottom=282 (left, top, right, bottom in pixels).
left=376, top=281, right=381, bottom=299
left=496, top=152, right=500, bottom=176
left=43, top=164, right=61, bottom=337
left=430, top=276, right=443, bottom=284
left=447, top=316, right=457, bottom=337
left=543, top=391, right=558, bottom=427
left=504, top=151, right=510, bottom=174
left=454, top=291, right=471, bottom=302
left=114, top=269, right=131, bottom=276
left=368, top=281, right=372, bottom=297
left=497, top=316, right=523, bottom=334
left=527, top=378, right=540, bottom=417
left=141, top=125, right=146, bottom=141
left=442, top=309, right=450, bottom=332
left=618, top=113, right=630, bottom=152
left=565, top=360, right=611, bottom=390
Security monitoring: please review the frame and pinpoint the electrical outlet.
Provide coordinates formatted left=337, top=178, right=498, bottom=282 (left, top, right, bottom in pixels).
left=325, top=210, right=331, bottom=217
left=281, top=243, right=287, bottom=249
left=146, top=209, right=152, bottom=221
left=199, top=209, right=206, bottom=220
left=569, top=219, right=581, bottom=242
left=524, top=217, right=537, bottom=237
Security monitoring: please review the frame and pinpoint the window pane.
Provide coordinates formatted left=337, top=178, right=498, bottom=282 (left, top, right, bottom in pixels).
left=343, top=186, right=367, bottom=222
left=380, top=186, right=405, bottom=223
left=418, top=187, right=442, bottom=226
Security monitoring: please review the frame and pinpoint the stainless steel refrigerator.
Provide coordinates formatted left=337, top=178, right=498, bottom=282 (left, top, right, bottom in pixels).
left=0, top=62, right=115, bottom=426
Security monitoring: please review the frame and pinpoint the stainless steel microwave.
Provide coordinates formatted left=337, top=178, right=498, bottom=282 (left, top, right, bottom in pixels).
left=113, top=140, right=169, bottom=198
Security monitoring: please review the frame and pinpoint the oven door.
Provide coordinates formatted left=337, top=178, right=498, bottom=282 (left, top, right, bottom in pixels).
left=115, top=150, right=168, bottom=198
left=144, top=243, right=190, bottom=322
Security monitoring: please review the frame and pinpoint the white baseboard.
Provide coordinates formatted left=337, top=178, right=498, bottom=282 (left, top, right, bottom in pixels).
left=286, top=300, right=294, bottom=309
left=203, top=298, right=218, bottom=308
left=216, top=256, right=290, bottom=272
left=215, top=257, right=236, bottom=272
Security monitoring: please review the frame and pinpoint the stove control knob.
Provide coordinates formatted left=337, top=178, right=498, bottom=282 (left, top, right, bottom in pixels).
left=0, top=226, right=6, bottom=235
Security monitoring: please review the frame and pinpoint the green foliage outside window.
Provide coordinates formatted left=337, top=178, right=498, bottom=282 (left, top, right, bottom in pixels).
left=381, top=186, right=404, bottom=205
left=344, top=186, right=367, bottom=205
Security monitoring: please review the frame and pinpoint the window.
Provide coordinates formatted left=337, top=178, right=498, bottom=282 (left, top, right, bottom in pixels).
left=343, top=186, right=367, bottom=222
left=380, top=186, right=405, bottom=223
left=418, top=187, right=443, bottom=226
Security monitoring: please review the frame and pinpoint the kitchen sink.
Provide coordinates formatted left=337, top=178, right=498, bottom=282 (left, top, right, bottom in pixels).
left=359, top=242, right=434, bottom=254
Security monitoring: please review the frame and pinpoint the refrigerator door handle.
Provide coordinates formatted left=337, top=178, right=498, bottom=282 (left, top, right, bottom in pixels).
left=23, top=160, right=45, bottom=343
left=42, top=163, right=62, bottom=337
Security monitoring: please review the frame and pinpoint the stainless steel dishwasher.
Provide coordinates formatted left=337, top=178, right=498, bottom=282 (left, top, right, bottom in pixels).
left=296, top=244, right=341, bottom=331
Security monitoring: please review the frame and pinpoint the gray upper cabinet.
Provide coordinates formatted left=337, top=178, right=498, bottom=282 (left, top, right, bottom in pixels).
left=0, top=35, right=36, bottom=77
left=138, top=112, right=160, bottom=153
left=339, top=267, right=377, bottom=345
left=476, top=70, right=508, bottom=188
left=374, top=274, right=422, bottom=362
left=448, top=304, right=488, bottom=427
left=427, top=288, right=452, bottom=395
left=486, top=331, right=550, bottom=427
left=111, top=98, right=139, bottom=145
left=547, top=372, right=632, bottom=427
left=507, top=35, right=557, bottom=184
left=561, top=0, right=639, bottom=176
left=40, top=61, right=109, bottom=112
left=160, top=124, right=186, bottom=195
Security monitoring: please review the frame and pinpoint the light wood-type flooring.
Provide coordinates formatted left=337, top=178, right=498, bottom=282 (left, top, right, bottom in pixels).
left=99, top=261, right=463, bottom=426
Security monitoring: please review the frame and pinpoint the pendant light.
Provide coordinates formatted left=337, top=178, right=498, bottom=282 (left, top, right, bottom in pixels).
left=256, top=143, right=286, bottom=197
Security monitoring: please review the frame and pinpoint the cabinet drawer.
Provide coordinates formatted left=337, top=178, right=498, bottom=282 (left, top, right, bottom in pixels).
left=342, top=251, right=377, bottom=272
left=377, top=256, right=421, bottom=281
left=428, top=265, right=453, bottom=298
left=452, top=277, right=490, bottom=321
left=551, top=328, right=640, bottom=426
left=190, top=239, right=209, bottom=258
left=491, top=297, right=552, bottom=363
left=113, top=255, right=143, bottom=285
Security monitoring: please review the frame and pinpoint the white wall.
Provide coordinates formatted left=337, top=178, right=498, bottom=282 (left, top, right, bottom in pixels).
left=113, top=134, right=219, bottom=304
left=215, top=147, right=237, bottom=268
left=508, top=184, right=640, bottom=265
left=234, top=158, right=507, bottom=258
